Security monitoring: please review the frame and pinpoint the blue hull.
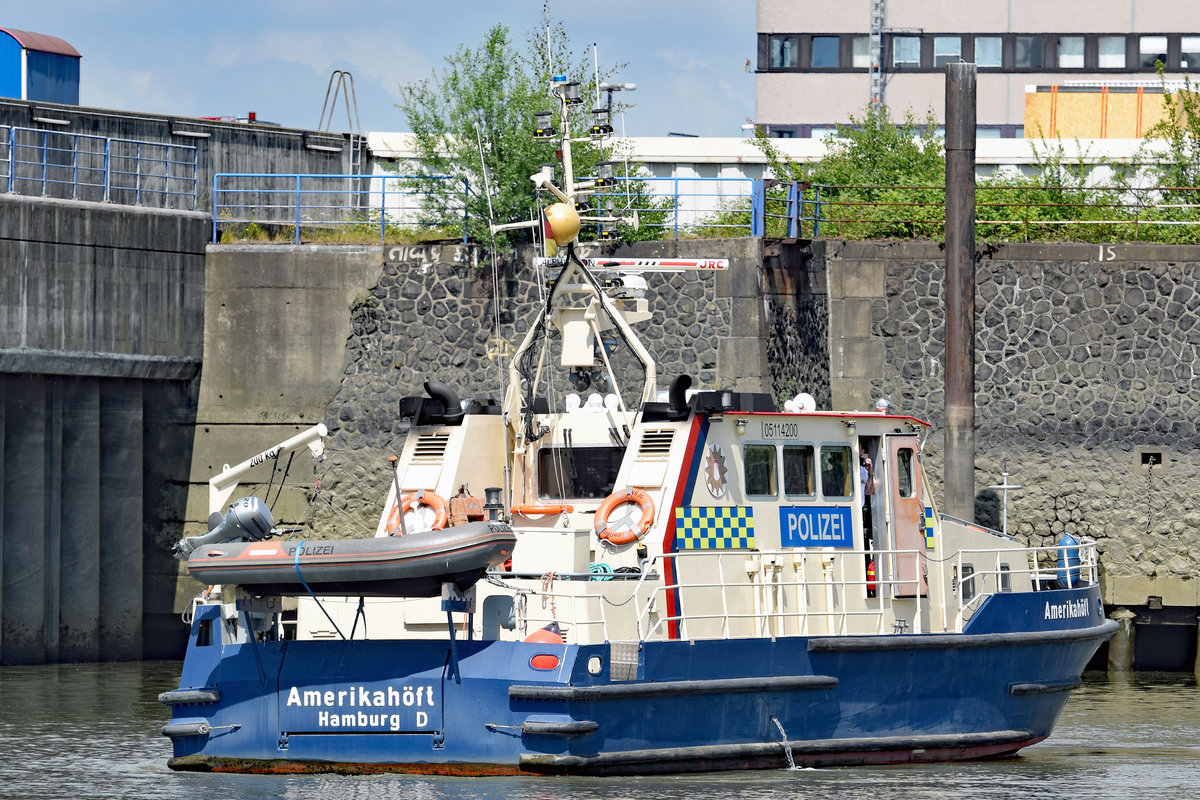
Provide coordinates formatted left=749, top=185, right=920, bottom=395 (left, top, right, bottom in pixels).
left=162, top=585, right=1114, bottom=775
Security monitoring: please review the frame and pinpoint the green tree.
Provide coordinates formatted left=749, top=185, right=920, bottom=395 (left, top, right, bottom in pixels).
left=397, top=22, right=644, bottom=249
left=752, top=106, right=947, bottom=239
left=1136, top=67, right=1200, bottom=241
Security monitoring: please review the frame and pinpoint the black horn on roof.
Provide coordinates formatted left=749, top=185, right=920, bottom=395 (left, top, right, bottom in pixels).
left=424, top=381, right=465, bottom=425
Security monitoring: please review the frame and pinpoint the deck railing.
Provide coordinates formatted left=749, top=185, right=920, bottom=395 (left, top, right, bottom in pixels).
left=949, top=537, right=1100, bottom=631
left=509, top=537, right=1100, bottom=644
left=631, top=548, right=927, bottom=641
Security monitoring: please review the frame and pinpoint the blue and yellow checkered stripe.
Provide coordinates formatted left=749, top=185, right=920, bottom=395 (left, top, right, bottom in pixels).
left=924, top=507, right=935, bottom=549
left=675, top=506, right=755, bottom=550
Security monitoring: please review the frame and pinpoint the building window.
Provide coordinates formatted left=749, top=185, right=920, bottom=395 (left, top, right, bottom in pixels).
left=934, top=36, right=961, bottom=67
left=771, top=129, right=795, bottom=138
left=1015, top=36, right=1043, bottom=68
left=852, top=36, right=872, bottom=68
left=1182, top=36, right=1200, bottom=70
left=744, top=445, right=777, bottom=496
left=770, top=35, right=799, bottom=69
left=1057, top=36, right=1084, bottom=68
left=975, top=37, right=1002, bottom=68
left=812, top=36, right=839, bottom=68
left=820, top=445, right=853, bottom=500
left=1099, top=36, right=1126, bottom=68
left=1140, top=35, right=1167, bottom=68
left=783, top=445, right=815, bottom=496
left=892, top=36, right=920, bottom=68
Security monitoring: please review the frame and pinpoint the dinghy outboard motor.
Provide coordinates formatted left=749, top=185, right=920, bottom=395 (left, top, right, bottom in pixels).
left=172, top=496, right=276, bottom=559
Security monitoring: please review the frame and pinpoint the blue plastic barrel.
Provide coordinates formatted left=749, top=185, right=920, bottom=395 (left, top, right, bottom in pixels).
left=1056, top=533, right=1081, bottom=588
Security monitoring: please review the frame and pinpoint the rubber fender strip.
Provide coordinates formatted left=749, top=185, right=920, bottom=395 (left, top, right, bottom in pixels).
left=519, top=728, right=1035, bottom=768
left=521, top=720, right=600, bottom=736
left=158, top=688, right=221, bottom=705
left=509, top=674, right=837, bottom=701
left=1008, top=678, right=1082, bottom=695
left=808, top=619, right=1118, bottom=652
left=162, top=722, right=212, bottom=738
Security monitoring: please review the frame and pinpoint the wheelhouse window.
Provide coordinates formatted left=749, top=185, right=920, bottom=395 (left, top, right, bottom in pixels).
left=537, top=445, right=623, bottom=499
left=770, top=35, right=799, bottom=69
left=897, top=448, right=916, bottom=498
left=1057, top=37, right=1084, bottom=68
left=960, top=564, right=976, bottom=602
left=1183, top=37, right=1200, bottom=70
left=934, top=36, right=961, bottom=67
left=892, top=36, right=920, bottom=68
left=783, top=444, right=815, bottom=497
left=744, top=445, right=778, bottom=496
left=1099, top=36, right=1126, bottom=68
left=819, top=445, right=853, bottom=500
left=975, top=37, right=1002, bottom=67
left=812, top=36, right=840, bottom=68
left=1140, top=35, right=1167, bottom=68
left=1015, top=36, right=1043, bottom=68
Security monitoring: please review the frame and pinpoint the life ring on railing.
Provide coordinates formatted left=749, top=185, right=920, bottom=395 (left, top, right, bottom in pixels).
left=386, top=490, right=447, bottom=535
left=510, top=503, right=575, bottom=517
left=593, top=487, right=655, bottom=545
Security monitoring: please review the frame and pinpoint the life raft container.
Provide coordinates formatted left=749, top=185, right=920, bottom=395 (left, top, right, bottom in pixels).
left=593, top=487, right=655, bottom=545
left=387, top=490, right=448, bottom=534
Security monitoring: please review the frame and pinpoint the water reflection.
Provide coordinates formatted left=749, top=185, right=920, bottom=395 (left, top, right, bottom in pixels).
left=0, top=664, right=1195, bottom=800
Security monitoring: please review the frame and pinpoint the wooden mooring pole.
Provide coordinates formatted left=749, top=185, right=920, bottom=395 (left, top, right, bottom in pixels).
left=944, top=62, right=977, bottom=521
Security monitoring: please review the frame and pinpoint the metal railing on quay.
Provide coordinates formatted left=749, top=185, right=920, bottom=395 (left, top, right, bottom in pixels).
left=600, top=175, right=757, bottom=239
left=758, top=182, right=1200, bottom=242
left=1, top=125, right=198, bottom=210
left=212, top=173, right=469, bottom=244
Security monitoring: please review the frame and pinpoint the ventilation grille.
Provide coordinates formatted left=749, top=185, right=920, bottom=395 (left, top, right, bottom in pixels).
left=638, top=429, right=675, bottom=459
left=412, top=433, right=450, bottom=464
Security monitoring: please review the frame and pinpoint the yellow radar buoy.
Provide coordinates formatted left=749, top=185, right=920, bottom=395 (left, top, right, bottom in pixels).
left=544, top=202, right=581, bottom=245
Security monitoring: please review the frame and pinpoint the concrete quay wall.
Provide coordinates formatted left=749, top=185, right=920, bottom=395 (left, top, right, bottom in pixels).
left=0, top=195, right=207, bottom=664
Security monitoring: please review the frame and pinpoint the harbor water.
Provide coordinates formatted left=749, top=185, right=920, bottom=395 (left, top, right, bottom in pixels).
left=1, top=662, right=1196, bottom=800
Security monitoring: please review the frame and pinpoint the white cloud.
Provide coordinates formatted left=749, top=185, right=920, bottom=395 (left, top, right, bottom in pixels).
left=204, top=28, right=428, bottom=98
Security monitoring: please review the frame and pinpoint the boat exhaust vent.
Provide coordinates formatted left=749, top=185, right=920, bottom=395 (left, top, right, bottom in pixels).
left=412, top=433, right=451, bottom=463
left=638, top=429, right=675, bottom=459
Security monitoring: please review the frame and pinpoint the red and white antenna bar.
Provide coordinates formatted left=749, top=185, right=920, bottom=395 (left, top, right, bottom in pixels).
left=585, top=257, right=728, bottom=271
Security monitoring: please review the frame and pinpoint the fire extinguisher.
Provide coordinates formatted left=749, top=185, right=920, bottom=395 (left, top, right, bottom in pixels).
left=867, top=559, right=877, bottom=598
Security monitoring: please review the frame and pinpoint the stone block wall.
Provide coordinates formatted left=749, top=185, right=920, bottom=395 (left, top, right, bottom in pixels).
left=826, top=240, right=1200, bottom=609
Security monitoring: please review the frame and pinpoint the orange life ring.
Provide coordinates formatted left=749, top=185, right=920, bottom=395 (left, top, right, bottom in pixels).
left=593, top=487, right=655, bottom=545
left=511, top=503, right=575, bottom=517
left=386, top=490, right=447, bottom=535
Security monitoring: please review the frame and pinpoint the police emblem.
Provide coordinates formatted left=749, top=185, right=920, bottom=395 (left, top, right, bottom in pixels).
left=704, top=442, right=728, bottom=498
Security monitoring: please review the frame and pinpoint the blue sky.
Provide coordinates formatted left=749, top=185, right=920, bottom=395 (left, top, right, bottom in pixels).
left=5, top=0, right=755, bottom=137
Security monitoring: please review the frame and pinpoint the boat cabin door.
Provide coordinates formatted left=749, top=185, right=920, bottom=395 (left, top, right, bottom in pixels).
left=885, top=433, right=927, bottom=598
